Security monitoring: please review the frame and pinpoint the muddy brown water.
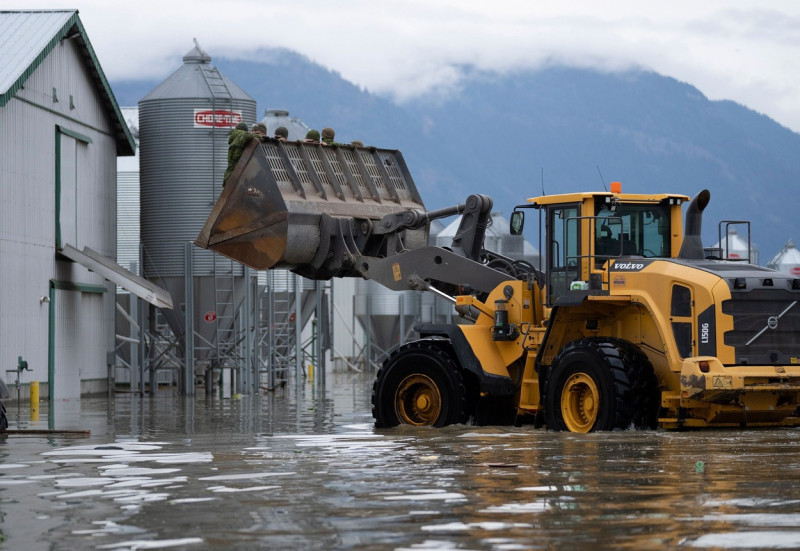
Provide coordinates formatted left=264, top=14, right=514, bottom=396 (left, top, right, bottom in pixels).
left=1, top=372, right=800, bottom=550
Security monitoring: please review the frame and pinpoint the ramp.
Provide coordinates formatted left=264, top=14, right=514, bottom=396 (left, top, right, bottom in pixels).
left=60, top=245, right=173, bottom=309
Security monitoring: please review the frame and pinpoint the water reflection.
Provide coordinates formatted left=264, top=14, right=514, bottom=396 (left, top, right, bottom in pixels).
left=0, top=374, right=799, bottom=549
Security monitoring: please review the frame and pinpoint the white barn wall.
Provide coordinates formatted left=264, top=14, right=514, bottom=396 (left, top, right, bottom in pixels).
left=0, top=93, right=60, bottom=391
left=0, top=240, right=52, bottom=380
left=0, top=32, right=118, bottom=396
left=53, top=288, right=82, bottom=399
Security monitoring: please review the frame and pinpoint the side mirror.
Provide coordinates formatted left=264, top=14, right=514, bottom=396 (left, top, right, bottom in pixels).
left=510, top=211, right=524, bottom=235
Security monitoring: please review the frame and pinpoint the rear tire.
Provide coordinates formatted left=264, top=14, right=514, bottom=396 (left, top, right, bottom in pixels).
left=544, top=338, right=659, bottom=432
left=372, top=340, right=467, bottom=428
left=0, top=402, right=7, bottom=432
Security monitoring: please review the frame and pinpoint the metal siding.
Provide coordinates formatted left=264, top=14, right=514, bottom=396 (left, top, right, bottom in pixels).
left=13, top=31, right=119, bottom=249
left=140, top=52, right=252, bottom=103
left=52, top=261, right=112, bottom=389
left=18, top=38, right=109, bottom=134
left=0, top=21, right=117, bottom=395
left=38, top=45, right=119, bottom=255
left=80, top=132, right=118, bottom=256
left=0, top=11, right=134, bottom=154
left=53, top=288, right=81, bottom=399
left=139, top=62, right=256, bottom=277
left=332, top=278, right=358, bottom=358
left=53, top=287, right=109, bottom=398
left=117, top=171, right=140, bottom=275
left=60, top=134, right=78, bottom=246
left=0, top=100, right=57, bottom=247
left=353, top=280, right=421, bottom=354
left=0, top=11, right=74, bottom=98
left=0, top=240, right=53, bottom=386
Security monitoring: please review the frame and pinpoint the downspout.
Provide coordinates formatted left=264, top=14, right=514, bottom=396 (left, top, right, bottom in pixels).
left=48, top=280, right=55, bottom=429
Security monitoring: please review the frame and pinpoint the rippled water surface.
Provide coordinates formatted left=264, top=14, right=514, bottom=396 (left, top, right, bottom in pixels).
left=2, top=372, right=800, bottom=550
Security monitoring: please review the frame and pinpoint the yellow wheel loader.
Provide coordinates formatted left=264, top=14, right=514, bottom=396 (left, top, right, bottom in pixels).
left=197, top=138, right=800, bottom=431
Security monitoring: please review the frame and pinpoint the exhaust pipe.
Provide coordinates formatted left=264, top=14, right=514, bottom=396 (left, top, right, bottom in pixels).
left=678, top=189, right=711, bottom=260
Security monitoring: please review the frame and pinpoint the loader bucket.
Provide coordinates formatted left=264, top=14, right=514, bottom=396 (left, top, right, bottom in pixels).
left=196, top=138, right=428, bottom=275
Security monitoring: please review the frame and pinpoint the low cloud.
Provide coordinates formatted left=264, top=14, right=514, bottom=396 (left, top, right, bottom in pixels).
left=35, top=0, right=800, bottom=132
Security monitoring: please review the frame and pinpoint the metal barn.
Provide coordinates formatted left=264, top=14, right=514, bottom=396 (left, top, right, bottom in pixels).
left=0, top=10, right=166, bottom=408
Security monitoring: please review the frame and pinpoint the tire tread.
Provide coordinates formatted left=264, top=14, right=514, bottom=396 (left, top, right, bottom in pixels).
left=546, top=338, right=659, bottom=431
left=372, top=340, right=467, bottom=428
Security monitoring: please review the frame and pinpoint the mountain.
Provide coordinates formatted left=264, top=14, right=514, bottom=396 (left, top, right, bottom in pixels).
left=405, top=67, right=800, bottom=261
left=111, top=50, right=800, bottom=261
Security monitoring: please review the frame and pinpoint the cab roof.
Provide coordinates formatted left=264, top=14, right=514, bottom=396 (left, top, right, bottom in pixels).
left=526, top=191, right=690, bottom=207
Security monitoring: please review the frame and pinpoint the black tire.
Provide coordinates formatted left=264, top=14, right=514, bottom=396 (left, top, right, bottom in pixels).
left=544, top=338, right=659, bottom=432
left=0, top=402, right=7, bottom=432
left=372, top=340, right=467, bottom=428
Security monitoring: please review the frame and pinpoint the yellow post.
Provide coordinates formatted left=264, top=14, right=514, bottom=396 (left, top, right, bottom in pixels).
left=30, top=381, right=39, bottom=421
left=308, top=364, right=314, bottom=383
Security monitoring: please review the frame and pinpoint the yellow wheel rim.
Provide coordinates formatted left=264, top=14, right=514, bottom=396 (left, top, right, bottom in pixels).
left=395, top=374, right=442, bottom=426
left=561, top=372, right=599, bottom=432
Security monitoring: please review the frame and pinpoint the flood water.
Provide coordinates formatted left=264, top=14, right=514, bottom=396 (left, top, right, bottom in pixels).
left=2, top=372, right=800, bottom=550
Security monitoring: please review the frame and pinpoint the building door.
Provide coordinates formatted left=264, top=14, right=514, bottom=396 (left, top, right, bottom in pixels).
left=48, top=283, right=107, bottom=401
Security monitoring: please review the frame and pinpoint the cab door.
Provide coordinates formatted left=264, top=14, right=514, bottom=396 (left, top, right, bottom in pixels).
left=546, top=203, right=580, bottom=306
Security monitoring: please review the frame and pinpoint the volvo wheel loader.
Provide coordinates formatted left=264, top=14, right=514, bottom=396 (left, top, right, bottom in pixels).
left=196, top=136, right=800, bottom=432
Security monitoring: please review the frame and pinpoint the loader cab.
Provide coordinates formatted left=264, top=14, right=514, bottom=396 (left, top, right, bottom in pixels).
left=593, top=198, right=673, bottom=261
left=512, top=191, right=688, bottom=307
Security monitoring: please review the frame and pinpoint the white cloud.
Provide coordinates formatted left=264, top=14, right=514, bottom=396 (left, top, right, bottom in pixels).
left=9, top=0, right=800, bottom=131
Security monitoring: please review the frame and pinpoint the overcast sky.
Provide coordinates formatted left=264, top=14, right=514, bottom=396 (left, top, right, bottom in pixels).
left=10, top=1, right=800, bottom=132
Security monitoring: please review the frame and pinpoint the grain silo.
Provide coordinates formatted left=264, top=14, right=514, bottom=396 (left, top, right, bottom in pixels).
left=354, top=280, right=421, bottom=366
left=768, top=240, right=800, bottom=276
left=260, top=109, right=310, bottom=141
left=436, top=212, right=539, bottom=266
left=138, top=41, right=256, bottom=381
left=712, top=226, right=759, bottom=265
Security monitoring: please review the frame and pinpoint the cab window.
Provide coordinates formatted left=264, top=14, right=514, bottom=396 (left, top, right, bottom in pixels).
left=546, top=204, right=579, bottom=305
left=594, top=201, right=671, bottom=259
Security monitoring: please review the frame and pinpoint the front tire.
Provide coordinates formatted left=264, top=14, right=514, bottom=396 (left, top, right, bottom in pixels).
left=372, top=340, right=467, bottom=428
left=544, top=338, right=659, bottom=432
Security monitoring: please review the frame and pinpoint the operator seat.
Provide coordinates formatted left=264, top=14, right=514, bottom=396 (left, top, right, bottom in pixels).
left=595, top=224, right=619, bottom=257
left=621, top=234, right=637, bottom=255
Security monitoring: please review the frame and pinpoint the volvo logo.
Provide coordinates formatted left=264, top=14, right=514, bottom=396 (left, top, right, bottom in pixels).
left=745, top=301, right=797, bottom=346
left=768, top=316, right=779, bottom=330
left=612, top=262, right=647, bottom=271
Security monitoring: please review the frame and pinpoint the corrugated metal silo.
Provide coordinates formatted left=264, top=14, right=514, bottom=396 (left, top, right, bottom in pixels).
left=354, top=280, right=421, bottom=359
left=138, top=41, right=256, bottom=356
left=139, top=41, right=256, bottom=276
